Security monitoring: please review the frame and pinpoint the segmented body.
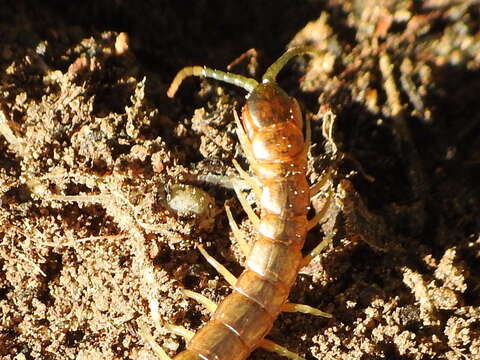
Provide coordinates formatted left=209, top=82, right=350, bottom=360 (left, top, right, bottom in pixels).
left=168, top=48, right=318, bottom=360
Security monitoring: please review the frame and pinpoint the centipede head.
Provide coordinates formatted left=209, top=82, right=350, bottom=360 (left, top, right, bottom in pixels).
left=241, top=82, right=303, bottom=138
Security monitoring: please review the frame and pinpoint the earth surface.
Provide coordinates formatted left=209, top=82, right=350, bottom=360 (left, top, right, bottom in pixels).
left=1, top=1, right=479, bottom=360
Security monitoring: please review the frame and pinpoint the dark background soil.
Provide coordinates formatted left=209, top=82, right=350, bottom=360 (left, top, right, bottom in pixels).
left=1, top=1, right=479, bottom=359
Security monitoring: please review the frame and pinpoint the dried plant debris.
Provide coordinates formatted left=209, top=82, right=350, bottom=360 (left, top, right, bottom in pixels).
left=1, top=1, right=479, bottom=360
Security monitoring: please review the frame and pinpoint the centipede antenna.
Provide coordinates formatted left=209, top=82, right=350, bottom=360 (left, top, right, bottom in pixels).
left=262, top=46, right=319, bottom=84
left=167, top=66, right=259, bottom=98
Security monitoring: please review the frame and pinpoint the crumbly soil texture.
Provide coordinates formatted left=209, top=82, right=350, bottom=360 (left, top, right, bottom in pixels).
left=1, top=1, right=479, bottom=360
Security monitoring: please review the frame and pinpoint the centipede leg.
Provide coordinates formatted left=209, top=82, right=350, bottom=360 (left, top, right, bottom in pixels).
left=182, top=289, right=219, bottom=313
left=162, top=323, right=195, bottom=341
left=182, top=289, right=217, bottom=313
left=141, top=299, right=195, bottom=359
left=232, top=158, right=262, bottom=199
left=149, top=299, right=196, bottom=340
left=307, top=191, right=333, bottom=231
left=309, top=169, right=333, bottom=199
left=304, top=114, right=311, bottom=155
left=260, top=339, right=306, bottom=360
left=137, top=322, right=173, bottom=360
left=233, top=182, right=260, bottom=228
left=232, top=109, right=262, bottom=229
left=301, top=229, right=336, bottom=268
left=226, top=204, right=250, bottom=256
left=197, top=244, right=237, bottom=286
left=281, top=302, right=331, bottom=318
left=233, top=109, right=255, bottom=164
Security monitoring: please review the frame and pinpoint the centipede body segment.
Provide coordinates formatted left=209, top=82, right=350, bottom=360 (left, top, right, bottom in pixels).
left=164, top=47, right=330, bottom=360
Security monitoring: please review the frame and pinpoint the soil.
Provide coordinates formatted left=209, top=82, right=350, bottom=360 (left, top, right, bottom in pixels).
left=1, top=1, right=479, bottom=360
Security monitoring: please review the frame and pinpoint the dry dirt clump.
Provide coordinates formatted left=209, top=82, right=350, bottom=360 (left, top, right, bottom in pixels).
left=0, top=14, right=205, bottom=360
left=1, top=1, right=480, bottom=360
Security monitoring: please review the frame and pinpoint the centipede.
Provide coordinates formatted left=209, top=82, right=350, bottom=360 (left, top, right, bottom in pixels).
left=156, top=47, right=334, bottom=360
